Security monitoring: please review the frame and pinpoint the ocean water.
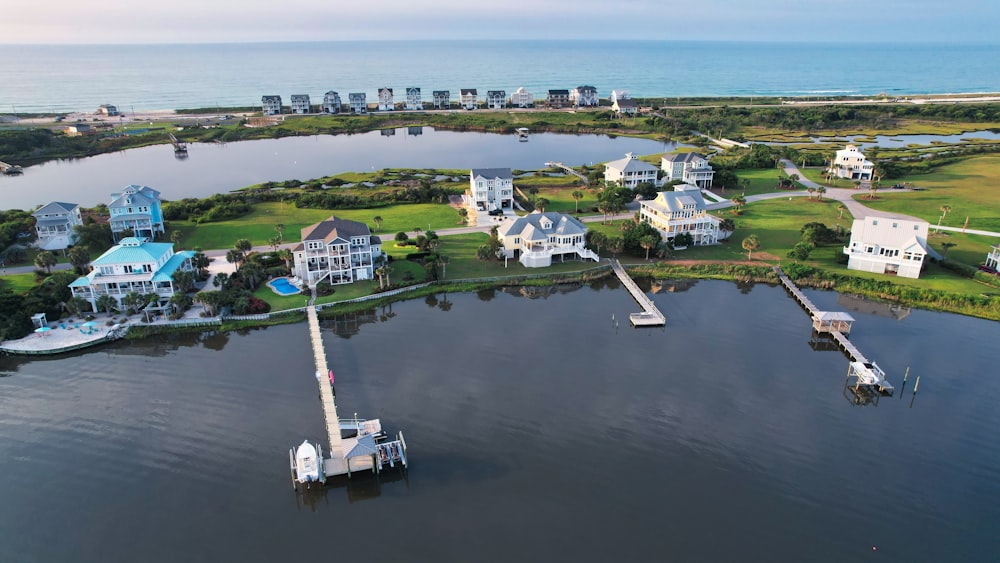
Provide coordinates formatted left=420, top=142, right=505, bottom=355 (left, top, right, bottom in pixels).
left=1, top=41, right=999, bottom=113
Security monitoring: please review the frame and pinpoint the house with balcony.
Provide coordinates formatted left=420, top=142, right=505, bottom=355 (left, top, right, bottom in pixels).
left=378, top=88, right=394, bottom=111
left=108, top=184, right=164, bottom=242
left=349, top=92, right=367, bottom=114
left=32, top=201, right=83, bottom=251
left=509, top=87, right=534, bottom=108
left=405, top=87, right=422, bottom=110
left=290, top=94, right=311, bottom=114
left=570, top=85, right=599, bottom=107
left=604, top=152, right=659, bottom=189
left=639, top=185, right=721, bottom=246
left=96, top=104, right=119, bottom=116
left=986, top=244, right=1000, bottom=271
left=612, top=97, right=637, bottom=116
left=661, top=152, right=715, bottom=189
left=322, top=91, right=342, bottom=113
left=497, top=211, right=598, bottom=268
left=469, top=168, right=514, bottom=212
left=486, top=90, right=506, bottom=109
left=547, top=89, right=570, bottom=108
left=262, top=95, right=282, bottom=115
left=832, top=144, right=874, bottom=180
left=69, top=237, right=195, bottom=312
left=433, top=90, right=451, bottom=109
left=291, top=216, right=383, bottom=287
left=460, top=89, right=478, bottom=110
left=844, top=217, right=935, bottom=279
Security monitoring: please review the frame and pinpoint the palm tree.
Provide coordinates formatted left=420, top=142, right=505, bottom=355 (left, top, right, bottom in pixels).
left=868, top=183, right=878, bottom=200
left=67, top=246, right=91, bottom=274
left=225, top=249, right=243, bottom=267
left=274, top=224, right=285, bottom=242
left=607, top=237, right=624, bottom=259
left=816, top=186, right=826, bottom=201
left=640, top=235, right=657, bottom=260
left=742, top=234, right=760, bottom=260
left=588, top=231, right=607, bottom=256
left=276, top=248, right=293, bottom=271
left=170, top=229, right=183, bottom=246
left=731, top=195, right=747, bottom=210
left=571, top=190, right=584, bottom=212
left=939, top=205, right=952, bottom=227
left=940, top=242, right=956, bottom=259
left=741, top=178, right=750, bottom=195
left=535, top=197, right=550, bottom=212
left=438, top=255, right=450, bottom=279
left=719, top=218, right=736, bottom=240
left=34, top=250, right=57, bottom=273
left=372, top=216, right=383, bottom=232
left=837, top=204, right=847, bottom=219
left=96, top=295, right=117, bottom=315
left=806, top=187, right=816, bottom=200
left=268, top=236, right=281, bottom=251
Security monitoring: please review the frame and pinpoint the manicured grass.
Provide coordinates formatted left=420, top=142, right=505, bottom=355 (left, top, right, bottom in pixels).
left=723, top=168, right=808, bottom=197
left=174, top=202, right=461, bottom=250
left=524, top=186, right=601, bottom=214
left=0, top=272, right=37, bottom=293
left=435, top=233, right=603, bottom=280
left=798, top=168, right=859, bottom=189
left=253, top=284, right=311, bottom=311
left=711, top=197, right=853, bottom=261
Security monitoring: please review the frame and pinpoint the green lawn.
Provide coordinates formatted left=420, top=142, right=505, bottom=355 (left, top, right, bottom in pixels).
left=721, top=168, right=808, bottom=197
left=524, top=186, right=601, bottom=214
left=174, top=202, right=461, bottom=250
left=0, top=272, right=37, bottom=293
left=435, top=233, right=604, bottom=280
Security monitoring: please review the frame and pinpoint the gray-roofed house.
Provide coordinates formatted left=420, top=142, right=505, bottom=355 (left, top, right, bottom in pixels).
left=349, top=92, right=367, bottom=114
left=460, top=89, right=478, bottom=110
left=509, top=87, right=534, bottom=108
left=262, top=95, right=282, bottom=115
left=612, top=97, right=637, bottom=116
left=322, top=91, right=342, bottom=113
left=469, top=168, right=514, bottom=212
left=406, top=87, right=422, bottom=110
left=290, top=94, right=311, bottom=114
left=497, top=211, right=599, bottom=268
left=433, top=90, right=451, bottom=109
left=69, top=237, right=195, bottom=312
left=32, top=201, right=83, bottom=251
left=378, top=87, right=394, bottom=111
left=639, top=184, right=721, bottom=246
left=96, top=104, right=119, bottom=116
left=843, top=216, right=936, bottom=279
left=108, top=184, right=165, bottom=242
left=570, top=85, right=599, bottom=107
left=661, top=152, right=715, bottom=189
left=291, top=216, right=384, bottom=286
left=604, top=152, right=659, bottom=189
left=486, top=90, right=506, bottom=109
left=547, top=89, right=570, bottom=108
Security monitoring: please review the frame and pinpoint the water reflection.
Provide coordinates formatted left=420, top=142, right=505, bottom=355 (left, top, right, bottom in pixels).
left=837, top=293, right=911, bottom=320
left=294, top=471, right=411, bottom=510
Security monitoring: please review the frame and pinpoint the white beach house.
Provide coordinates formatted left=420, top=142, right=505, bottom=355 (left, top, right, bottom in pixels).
left=261, top=95, right=282, bottom=115
left=378, top=88, right=394, bottom=111
left=639, top=185, right=721, bottom=246
left=292, top=217, right=383, bottom=286
left=32, top=201, right=83, bottom=251
left=497, top=211, right=598, bottom=268
left=469, top=168, right=514, bottom=212
left=661, top=152, right=715, bottom=189
left=509, top=87, right=534, bottom=108
left=844, top=216, right=934, bottom=278
left=570, top=85, right=599, bottom=107
left=832, top=144, right=874, bottom=181
left=290, top=94, right=311, bottom=114
left=405, top=87, right=421, bottom=110
left=349, top=93, right=367, bottom=114
left=460, top=89, right=478, bottom=110
left=604, top=153, right=659, bottom=189
left=322, top=91, right=342, bottom=113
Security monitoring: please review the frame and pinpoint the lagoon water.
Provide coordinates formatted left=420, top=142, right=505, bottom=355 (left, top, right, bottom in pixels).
left=1, top=280, right=998, bottom=562
left=3, top=41, right=1000, bottom=113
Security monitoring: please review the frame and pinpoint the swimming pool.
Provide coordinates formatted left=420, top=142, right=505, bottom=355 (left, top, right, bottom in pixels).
left=268, top=277, right=301, bottom=296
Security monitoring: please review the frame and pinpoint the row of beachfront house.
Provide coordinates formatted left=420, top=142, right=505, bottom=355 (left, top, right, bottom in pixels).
left=31, top=184, right=164, bottom=252
left=262, top=87, right=639, bottom=115
left=603, top=152, right=717, bottom=190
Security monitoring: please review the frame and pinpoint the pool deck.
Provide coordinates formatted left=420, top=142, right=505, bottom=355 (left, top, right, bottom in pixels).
left=267, top=276, right=303, bottom=296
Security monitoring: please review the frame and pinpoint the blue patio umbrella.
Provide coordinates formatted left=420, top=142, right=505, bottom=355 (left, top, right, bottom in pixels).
left=34, top=326, right=52, bottom=335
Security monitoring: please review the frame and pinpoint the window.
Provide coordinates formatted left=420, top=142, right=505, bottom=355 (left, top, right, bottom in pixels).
left=143, top=264, right=153, bottom=273
left=123, top=265, right=133, bottom=274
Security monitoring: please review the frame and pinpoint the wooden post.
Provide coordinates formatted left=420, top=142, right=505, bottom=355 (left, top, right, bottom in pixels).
left=913, top=376, right=920, bottom=395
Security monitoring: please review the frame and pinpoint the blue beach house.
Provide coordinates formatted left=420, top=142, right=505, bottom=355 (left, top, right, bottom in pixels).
left=108, top=184, right=164, bottom=242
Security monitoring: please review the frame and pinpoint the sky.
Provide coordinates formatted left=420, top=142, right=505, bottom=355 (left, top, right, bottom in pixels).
left=1, top=0, right=998, bottom=44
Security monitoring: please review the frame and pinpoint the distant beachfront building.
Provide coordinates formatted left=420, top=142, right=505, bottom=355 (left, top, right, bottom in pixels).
left=497, top=211, right=599, bottom=268
left=612, top=97, right=637, bottom=116
left=460, top=89, right=478, bottom=110
left=570, top=85, right=599, bottom=107
left=322, top=91, right=342, bottom=113
left=69, top=237, right=196, bottom=312
left=349, top=93, right=367, bottom=114
left=832, top=144, right=874, bottom=181
left=844, top=216, right=934, bottom=279
left=378, top=88, right=394, bottom=111
left=405, top=87, right=421, bottom=110
left=486, top=90, right=506, bottom=109
left=547, top=89, right=570, bottom=109
left=640, top=185, right=721, bottom=246
left=604, top=153, right=659, bottom=189
left=661, top=152, right=715, bottom=189
left=261, top=95, right=282, bottom=115
left=108, top=184, right=165, bottom=242
left=432, top=90, right=451, bottom=109
left=469, top=168, right=514, bottom=212
left=32, top=201, right=83, bottom=251
left=610, top=90, right=631, bottom=104
left=510, top=87, right=534, bottom=108
left=96, top=104, right=119, bottom=116
left=986, top=244, right=1000, bottom=271
left=291, top=216, right=383, bottom=286
left=290, top=94, right=311, bottom=114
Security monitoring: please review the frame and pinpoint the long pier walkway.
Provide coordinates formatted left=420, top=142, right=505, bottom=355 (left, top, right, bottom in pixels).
left=306, top=305, right=348, bottom=475
left=544, top=161, right=589, bottom=185
left=611, top=260, right=665, bottom=326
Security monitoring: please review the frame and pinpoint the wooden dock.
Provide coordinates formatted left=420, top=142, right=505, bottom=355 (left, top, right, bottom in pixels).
left=611, top=260, right=665, bottom=326
left=544, top=161, right=589, bottom=185
left=306, top=305, right=349, bottom=476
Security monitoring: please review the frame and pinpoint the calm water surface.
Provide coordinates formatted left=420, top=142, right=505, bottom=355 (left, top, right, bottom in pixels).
left=0, top=128, right=676, bottom=210
left=1, top=280, right=998, bottom=562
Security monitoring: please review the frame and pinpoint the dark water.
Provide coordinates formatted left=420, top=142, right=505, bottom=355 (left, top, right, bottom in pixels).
left=0, top=128, right=676, bottom=210
left=1, top=280, right=998, bottom=562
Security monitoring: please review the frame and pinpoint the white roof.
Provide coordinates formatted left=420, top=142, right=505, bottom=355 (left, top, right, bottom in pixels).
left=605, top=153, right=658, bottom=174
left=849, top=217, right=931, bottom=253
left=815, top=311, right=855, bottom=322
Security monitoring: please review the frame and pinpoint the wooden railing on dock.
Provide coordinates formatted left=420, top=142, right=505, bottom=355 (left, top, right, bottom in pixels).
left=611, top=260, right=665, bottom=326
left=306, top=305, right=347, bottom=475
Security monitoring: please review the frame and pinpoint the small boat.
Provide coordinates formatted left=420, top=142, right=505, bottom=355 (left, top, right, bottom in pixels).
left=516, top=127, right=529, bottom=142
left=289, top=439, right=324, bottom=490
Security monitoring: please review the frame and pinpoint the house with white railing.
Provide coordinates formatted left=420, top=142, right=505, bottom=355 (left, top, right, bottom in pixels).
left=661, top=152, right=715, bottom=189
left=405, top=87, right=421, bottom=110
left=460, top=89, right=478, bottom=110
left=378, top=88, right=394, bottom=111
left=469, top=168, right=514, bottom=212
left=486, top=90, right=506, bottom=109
left=844, top=216, right=934, bottom=279
left=604, top=152, right=659, bottom=189
left=69, top=237, right=195, bottom=311
left=640, top=185, right=721, bottom=246
left=832, top=144, right=874, bottom=180
left=349, top=92, right=367, bottom=114
left=108, top=184, right=164, bottom=242
left=32, top=201, right=83, bottom=251
left=262, top=95, right=282, bottom=115
left=986, top=244, right=1000, bottom=271
left=433, top=90, right=450, bottom=109
left=547, top=89, right=570, bottom=108
left=612, top=97, right=637, bottom=116
left=498, top=211, right=598, bottom=268
left=509, top=87, right=534, bottom=108
left=292, top=216, right=383, bottom=286
left=322, top=91, right=342, bottom=113
left=290, top=94, right=311, bottom=114
left=570, top=85, right=599, bottom=107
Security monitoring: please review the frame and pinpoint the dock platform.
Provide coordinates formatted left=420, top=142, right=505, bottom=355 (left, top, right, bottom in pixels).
left=611, top=260, right=665, bottom=327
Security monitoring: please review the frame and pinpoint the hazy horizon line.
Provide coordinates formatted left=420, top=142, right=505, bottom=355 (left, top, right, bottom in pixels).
left=3, top=38, right=999, bottom=47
